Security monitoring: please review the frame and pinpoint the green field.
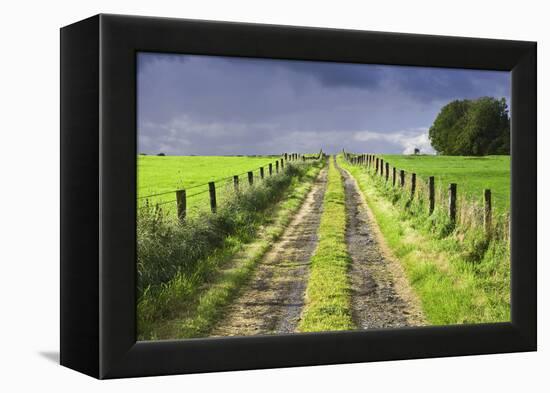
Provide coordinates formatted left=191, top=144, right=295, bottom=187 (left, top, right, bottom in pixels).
left=380, top=155, right=510, bottom=211
left=138, top=155, right=283, bottom=214
left=340, top=155, right=510, bottom=325
left=137, top=152, right=511, bottom=336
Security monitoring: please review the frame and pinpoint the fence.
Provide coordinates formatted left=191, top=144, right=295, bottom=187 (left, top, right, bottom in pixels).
left=343, top=152, right=501, bottom=239
left=139, top=151, right=324, bottom=221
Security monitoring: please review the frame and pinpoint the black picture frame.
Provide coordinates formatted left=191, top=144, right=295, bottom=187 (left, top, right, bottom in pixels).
left=60, top=14, right=536, bottom=379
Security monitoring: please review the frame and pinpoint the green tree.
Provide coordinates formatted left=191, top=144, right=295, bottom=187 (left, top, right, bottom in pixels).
left=428, top=97, right=510, bottom=155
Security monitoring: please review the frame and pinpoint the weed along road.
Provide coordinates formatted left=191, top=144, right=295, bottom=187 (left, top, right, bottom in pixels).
left=212, top=155, right=423, bottom=336
left=211, top=166, right=329, bottom=336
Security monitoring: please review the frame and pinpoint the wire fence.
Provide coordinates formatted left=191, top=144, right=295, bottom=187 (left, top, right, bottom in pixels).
left=343, top=151, right=509, bottom=241
left=139, top=151, right=325, bottom=220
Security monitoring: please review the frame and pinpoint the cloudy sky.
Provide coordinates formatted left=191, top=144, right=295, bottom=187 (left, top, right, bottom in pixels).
left=137, top=52, right=510, bottom=155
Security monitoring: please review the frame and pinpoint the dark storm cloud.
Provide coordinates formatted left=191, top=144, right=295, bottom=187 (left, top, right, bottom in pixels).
left=137, top=52, right=510, bottom=155
left=217, top=56, right=384, bottom=89
left=383, top=65, right=510, bottom=102
left=273, top=61, right=384, bottom=89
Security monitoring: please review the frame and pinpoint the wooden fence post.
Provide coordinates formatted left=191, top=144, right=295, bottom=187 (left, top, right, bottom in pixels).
left=275, top=161, right=279, bottom=173
left=176, top=189, right=186, bottom=221
left=209, top=182, right=217, bottom=213
left=449, top=183, right=457, bottom=223
left=484, top=189, right=492, bottom=237
left=281, top=158, right=284, bottom=170
left=233, top=175, right=239, bottom=191
left=385, top=163, right=389, bottom=182
left=376, top=158, right=379, bottom=173
left=302, top=155, right=305, bottom=162
left=392, top=167, right=396, bottom=186
left=429, top=176, right=435, bottom=214
left=260, top=167, right=264, bottom=179
left=284, top=153, right=288, bottom=161
left=411, top=173, right=416, bottom=198
left=269, top=163, right=273, bottom=176
left=248, top=171, right=254, bottom=185
left=400, top=170, right=405, bottom=188
left=380, top=159, right=384, bottom=177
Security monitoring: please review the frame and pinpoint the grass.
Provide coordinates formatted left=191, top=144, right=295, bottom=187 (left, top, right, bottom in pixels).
left=137, top=159, right=324, bottom=340
left=380, top=154, right=510, bottom=211
left=340, top=155, right=510, bottom=325
left=299, top=157, right=354, bottom=332
left=138, top=155, right=284, bottom=215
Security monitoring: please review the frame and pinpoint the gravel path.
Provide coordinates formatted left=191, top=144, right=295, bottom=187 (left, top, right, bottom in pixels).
left=211, top=167, right=328, bottom=336
left=336, top=161, right=425, bottom=329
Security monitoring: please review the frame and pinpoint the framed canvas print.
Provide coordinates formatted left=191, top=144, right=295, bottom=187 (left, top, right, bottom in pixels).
left=60, top=14, right=536, bottom=379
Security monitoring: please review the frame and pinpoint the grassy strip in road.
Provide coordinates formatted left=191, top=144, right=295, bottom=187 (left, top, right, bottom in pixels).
left=339, top=155, right=509, bottom=325
left=299, top=157, right=354, bottom=332
left=138, top=161, right=324, bottom=340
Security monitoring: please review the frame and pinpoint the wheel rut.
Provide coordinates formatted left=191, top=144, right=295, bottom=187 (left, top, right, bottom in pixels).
left=335, top=161, right=425, bottom=329
left=211, top=166, right=329, bottom=336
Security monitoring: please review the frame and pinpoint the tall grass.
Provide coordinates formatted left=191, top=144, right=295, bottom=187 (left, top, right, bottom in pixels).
left=341, top=155, right=510, bottom=324
left=137, top=161, right=323, bottom=339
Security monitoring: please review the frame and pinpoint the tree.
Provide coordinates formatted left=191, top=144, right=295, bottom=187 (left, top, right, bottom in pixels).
left=157, top=152, right=166, bottom=156
left=414, top=148, right=420, bottom=155
left=428, top=97, right=510, bottom=155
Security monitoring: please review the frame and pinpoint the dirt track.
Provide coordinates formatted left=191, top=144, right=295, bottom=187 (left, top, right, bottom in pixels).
left=211, top=167, right=328, bottom=336
left=336, top=161, right=425, bottom=329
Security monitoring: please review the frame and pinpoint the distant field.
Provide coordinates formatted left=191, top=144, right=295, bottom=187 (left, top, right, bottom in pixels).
left=380, top=155, right=510, bottom=211
left=138, top=155, right=281, bottom=213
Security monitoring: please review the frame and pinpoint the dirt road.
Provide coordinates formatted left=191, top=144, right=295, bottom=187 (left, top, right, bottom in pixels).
left=336, top=161, right=425, bottom=329
left=211, top=167, right=329, bottom=336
